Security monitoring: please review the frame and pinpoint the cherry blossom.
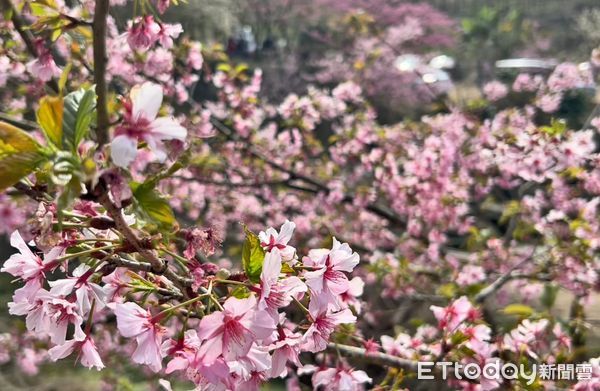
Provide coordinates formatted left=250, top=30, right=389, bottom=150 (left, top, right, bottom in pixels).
left=197, top=296, right=275, bottom=363
left=111, top=82, right=187, bottom=167
left=126, top=16, right=161, bottom=51
left=258, top=220, right=297, bottom=261
left=310, top=364, right=372, bottom=391
left=26, top=40, right=60, bottom=82
left=302, top=299, right=356, bottom=353
left=115, top=302, right=166, bottom=372
left=430, top=296, right=474, bottom=332
left=49, top=264, right=106, bottom=314
left=303, top=238, right=360, bottom=301
left=48, top=336, right=105, bottom=370
left=0, top=0, right=598, bottom=388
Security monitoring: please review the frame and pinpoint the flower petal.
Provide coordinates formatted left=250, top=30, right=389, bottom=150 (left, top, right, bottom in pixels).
left=110, top=135, right=138, bottom=168
left=132, top=82, right=163, bottom=121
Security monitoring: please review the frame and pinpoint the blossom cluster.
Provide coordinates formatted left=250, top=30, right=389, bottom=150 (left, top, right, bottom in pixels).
left=1, top=218, right=366, bottom=389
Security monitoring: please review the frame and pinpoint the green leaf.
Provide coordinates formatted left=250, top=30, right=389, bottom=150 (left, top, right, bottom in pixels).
left=63, top=87, right=96, bottom=152
left=541, top=284, right=558, bottom=309
left=30, top=2, right=59, bottom=16
left=437, top=282, right=457, bottom=298
left=50, top=28, right=62, bottom=42
left=241, top=225, right=265, bottom=283
left=216, top=63, right=232, bottom=72
left=37, top=95, right=64, bottom=148
left=58, top=62, right=72, bottom=94
left=540, top=118, right=567, bottom=137
left=230, top=286, right=251, bottom=299
left=499, top=200, right=520, bottom=224
left=281, top=263, right=295, bottom=273
left=502, top=304, right=534, bottom=317
left=131, top=182, right=176, bottom=228
left=0, top=122, right=46, bottom=192
left=450, top=330, right=470, bottom=345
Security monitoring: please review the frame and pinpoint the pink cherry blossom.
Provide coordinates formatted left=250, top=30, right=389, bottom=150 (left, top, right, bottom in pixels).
left=197, top=296, right=275, bottom=363
left=157, top=23, right=183, bottom=48
left=187, top=42, right=203, bottom=70
left=483, top=80, right=508, bottom=101
left=48, top=336, right=104, bottom=370
left=161, top=329, right=201, bottom=374
left=111, top=82, right=187, bottom=167
left=182, top=226, right=223, bottom=259
left=380, top=333, right=422, bottom=358
left=311, top=364, right=372, bottom=391
left=1, top=231, right=60, bottom=283
left=303, top=238, right=360, bottom=301
left=26, top=40, right=61, bottom=82
left=156, top=0, right=171, bottom=14
left=101, top=267, right=132, bottom=302
left=269, top=326, right=303, bottom=378
left=430, top=296, right=473, bottom=332
left=258, top=249, right=307, bottom=317
left=126, top=16, right=161, bottom=51
left=8, top=288, right=53, bottom=336
left=115, top=302, right=166, bottom=372
left=44, top=297, right=86, bottom=344
left=184, top=350, right=230, bottom=388
left=258, top=220, right=297, bottom=261
left=49, top=264, right=106, bottom=314
left=302, top=299, right=356, bottom=353
left=338, top=276, right=365, bottom=313
left=2, top=231, right=63, bottom=302
left=228, top=345, right=272, bottom=387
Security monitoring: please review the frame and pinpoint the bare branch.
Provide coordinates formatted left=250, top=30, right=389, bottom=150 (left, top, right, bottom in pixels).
left=474, top=247, right=547, bottom=303
left=210, top=117, right=406, bottom=228
left=0, top=113, right=38, bottom=130
left=2, top=0, right=59, bottom=92
left=326, top=343, right=420, bottom=371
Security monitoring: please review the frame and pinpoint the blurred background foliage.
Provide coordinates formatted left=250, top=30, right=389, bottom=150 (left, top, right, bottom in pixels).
left=147, top=0, right=600, bottom=121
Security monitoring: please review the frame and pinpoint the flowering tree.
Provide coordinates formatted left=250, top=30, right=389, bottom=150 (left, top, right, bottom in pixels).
left=304, top=1, right=458, bottom=119
left=0, top=0, right=599, bottom=390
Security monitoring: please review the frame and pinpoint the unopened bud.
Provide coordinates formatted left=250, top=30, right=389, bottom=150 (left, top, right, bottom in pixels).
left=215, top=268, right=230, bottom=280
left=90, top=216, right=116, bottom=230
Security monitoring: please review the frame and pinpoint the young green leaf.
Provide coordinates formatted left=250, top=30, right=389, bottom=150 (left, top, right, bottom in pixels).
left=63, top=87, right=97, bottom=152
left=242, top=226, right=265, bottom=283
left=502, top=304, right=534, bottom=317
left=58, top=62, right=72, bottom=94
left=0, top=121, right=46, bottom=192
left=37, top=95, right=64, bottom=148
left=131, top=182, right=176, bottom=228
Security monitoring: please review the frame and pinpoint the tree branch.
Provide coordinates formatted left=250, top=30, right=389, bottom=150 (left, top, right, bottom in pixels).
left=2, top=0, right=59, bottom=92
left=327, top=343, right=420, bottom=371
left=97, top=190, right=192, bottom=299
left=210, top=117, right=406, bottom=228
left=98, top=192, right=164, bottom=272
left=92, top=0, right=110, bottom=147
left=0, top=113, right=38, bottom=130
left=474, top=248, right=547, bottom=303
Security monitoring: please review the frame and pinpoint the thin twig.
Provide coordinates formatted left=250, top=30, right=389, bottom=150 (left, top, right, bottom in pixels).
left=2, top=0, right=59, bottom=92
left=211, top=117, right=406, bottom=227
left=326, top=343, right=420, bottom=371
left=0, top=113, right=38, bottom=130
left=474, top=247, right=541, bottom=303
